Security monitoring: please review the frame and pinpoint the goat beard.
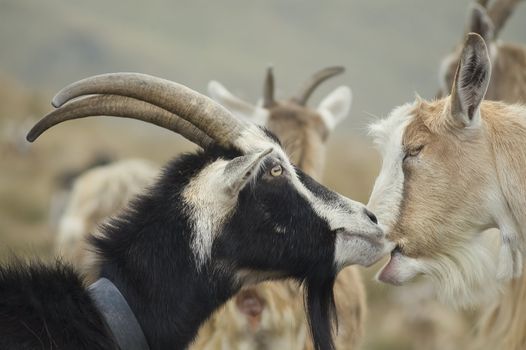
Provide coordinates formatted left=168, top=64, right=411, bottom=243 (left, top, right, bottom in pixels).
left=303, top=267, right=338, bottom=350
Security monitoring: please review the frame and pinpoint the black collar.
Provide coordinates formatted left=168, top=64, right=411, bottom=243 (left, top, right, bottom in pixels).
left=88, top=278, right=150, bottom=350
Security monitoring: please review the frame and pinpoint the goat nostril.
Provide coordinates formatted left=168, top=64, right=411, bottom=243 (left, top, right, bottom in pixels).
left=365, top=209, right=378, bottom=225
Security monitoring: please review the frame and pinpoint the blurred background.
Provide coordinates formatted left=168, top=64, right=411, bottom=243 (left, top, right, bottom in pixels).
left=1, top=1, right=525, bottom=349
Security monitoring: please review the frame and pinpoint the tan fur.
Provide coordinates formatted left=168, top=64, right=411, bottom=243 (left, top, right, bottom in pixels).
left=394, top=100, right=526, bottom=258
left=437, top=6, right=526, bottom=346
left=392, top=99, right=497, bottom=258
left=193, top=92, right=365, bottom=349
left=487, top=44, right=526, bottom=103
left=385, top=98, right=526, bottom=349
left=473, top=275, right=526, bottom=350
left=475, top=103, right=526, bottom=350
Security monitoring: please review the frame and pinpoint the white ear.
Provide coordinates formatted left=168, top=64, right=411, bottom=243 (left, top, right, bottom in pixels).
left=207, top=81, right=270, bottom=125
left=316, top=86, right=352, bottom=130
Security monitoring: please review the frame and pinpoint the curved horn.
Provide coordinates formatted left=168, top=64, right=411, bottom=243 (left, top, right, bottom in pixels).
left=291, top=66, right=345, bottom=106
left=262, top=66, right=276, bottom=108
left=49, top=73, right=251, bottom=148
left=27, top=95, right=215, bottom=148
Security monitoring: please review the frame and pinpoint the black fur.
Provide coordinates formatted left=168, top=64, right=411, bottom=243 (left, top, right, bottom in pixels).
left=1, top=145, right=340, bottom=350
left=0, top=261, right=117, bottom=350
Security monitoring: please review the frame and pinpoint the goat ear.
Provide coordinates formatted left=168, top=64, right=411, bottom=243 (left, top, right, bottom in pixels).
left=224, top=148, right=273, bottom=195
left=207, top=81, right=269, bottom=125
left=449, top=33, right=491, bottom=128
left=316, top=86, right=352, bottom=130
left=467, top=3, right=494, bottom=42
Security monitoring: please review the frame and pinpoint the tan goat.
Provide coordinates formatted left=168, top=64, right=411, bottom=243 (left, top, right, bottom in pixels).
left=208, top=66, right=351, bottom=181
left=368, top=29, right=526, bottom=319
left=438, top=0, right=526, bottom=103
left=194, top=67, right=363, bottom=350
left=436, top=2, right=526, bottom=348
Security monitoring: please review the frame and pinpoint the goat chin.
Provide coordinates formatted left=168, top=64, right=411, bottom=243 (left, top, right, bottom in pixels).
left=421, top=233, right=503, bottom=308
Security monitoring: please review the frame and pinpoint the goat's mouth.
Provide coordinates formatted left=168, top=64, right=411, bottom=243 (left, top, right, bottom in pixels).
left=335, top=227, right=385, bottom=246
left=390, top=244, right=403, bottom=256
left=334, top=227, right=391, bottom=268
left=376, top=244, right=421, bottom=285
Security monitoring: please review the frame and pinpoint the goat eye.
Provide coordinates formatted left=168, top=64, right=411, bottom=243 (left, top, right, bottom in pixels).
left=270, top=165, right=283, bottom=177
left=404, top=145, right=424, bottom=161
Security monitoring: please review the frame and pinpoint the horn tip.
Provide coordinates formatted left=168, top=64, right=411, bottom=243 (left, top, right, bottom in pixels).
left=26, top=130, right=37, bottom=143
left=26, top=122, right=44, bottom=142
left=51, top=97, right=62, bottom=108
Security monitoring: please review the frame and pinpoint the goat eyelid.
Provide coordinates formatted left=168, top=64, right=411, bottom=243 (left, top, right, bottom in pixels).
left=403, top=145, right=424, bottom=161
left=270, top=164, right=283, bottom=177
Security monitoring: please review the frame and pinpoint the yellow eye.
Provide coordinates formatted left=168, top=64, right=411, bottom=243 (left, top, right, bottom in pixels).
left=270, top=165, right=283, bottom=177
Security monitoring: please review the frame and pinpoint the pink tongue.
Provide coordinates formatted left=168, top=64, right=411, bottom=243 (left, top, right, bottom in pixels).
left=377, top=253, right=402, bottom=285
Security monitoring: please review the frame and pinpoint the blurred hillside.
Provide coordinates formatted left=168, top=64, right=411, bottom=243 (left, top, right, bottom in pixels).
left=1, top=0, right=525, bottom=134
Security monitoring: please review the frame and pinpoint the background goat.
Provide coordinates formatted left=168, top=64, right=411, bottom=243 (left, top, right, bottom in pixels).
left=0, top=73, right=389, bottom=350
left=55, top=158, right=158, bottom=283
left=49, top=153, right=114, bottom=230
left=438, top=0, right=526, bottom=102
left=201, top=66, right=364, bottom=350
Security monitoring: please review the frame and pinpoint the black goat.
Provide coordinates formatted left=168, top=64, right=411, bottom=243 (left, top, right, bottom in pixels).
left=0, top=73, right=389, bottom=350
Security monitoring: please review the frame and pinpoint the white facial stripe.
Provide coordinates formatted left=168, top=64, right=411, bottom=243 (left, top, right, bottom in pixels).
left=182, top=141, right=289, bottom=268
left=182, top=159, right=238, bottom=268
left=283, top=162, right=386, bottom=268
left=184, top=128, right=385, bottom=270
left=238, top=124, right=373, bottom=242
left=368, top=103, right=416, bottom=231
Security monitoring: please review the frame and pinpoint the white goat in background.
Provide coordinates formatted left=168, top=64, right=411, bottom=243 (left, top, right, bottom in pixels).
left=56, top=158, right=159, bottom=282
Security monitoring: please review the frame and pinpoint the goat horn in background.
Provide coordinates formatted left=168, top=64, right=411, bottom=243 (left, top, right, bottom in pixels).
left=292, top=66, right=345, bottom=106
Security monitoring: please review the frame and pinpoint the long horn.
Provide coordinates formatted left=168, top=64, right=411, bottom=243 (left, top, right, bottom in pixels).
left=262, top=66, right=276, bottom=108
left=488, top=0, right=523, bottom=37
left=27, top=95, right=214, bottom=148
left=291, top=66, right=345, bottom=106
left=47, top=73, right=251, bottom=149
